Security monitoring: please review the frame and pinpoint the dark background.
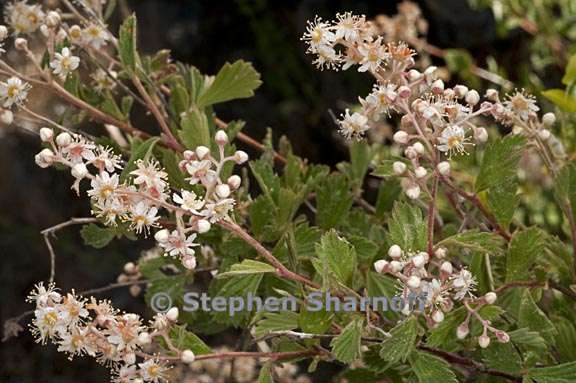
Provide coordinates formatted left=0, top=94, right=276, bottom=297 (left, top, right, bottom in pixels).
left=0, top=0, right=553, bottom=381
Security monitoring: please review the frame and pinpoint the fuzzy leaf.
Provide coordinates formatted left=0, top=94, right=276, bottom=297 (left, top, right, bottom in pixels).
left=315, top=173, right=353, bottom=229
left=380, top=316, right=418, bottom=364
left=518, top=290, right=557, bottom=344
left=80, top=223, right=116, bottom=249
left=525, top=361, right=576, bottom=383
left=118, top=14, right=138, bottom=73
left=541, top=89, right=576, bottom=112
left=409, top=351, right=458, bottom=383
left=438, top=230, right=504, bottom=255
left=179, top=108, right=211, bottom=149
left=387, top=202, right=427, bottom=251
left=330, top=318, right=363, bottom=364
left=253, top=311, right=299, bottom=338
left=169, top=325, right=213, bottom=355
left=315, top=230, right=357, bottom=285
left=216, top=260, right=276, bottom=278
left=197, top=60, right=262, bottom=107
left=506, top=227, right=547, bottom=282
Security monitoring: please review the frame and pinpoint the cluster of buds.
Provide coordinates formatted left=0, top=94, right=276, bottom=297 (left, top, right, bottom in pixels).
left=373, top=244, right=509, bottom=346
left=27, top=283, right=197, bottom=382
left=34, top=127, right=248, bottom=270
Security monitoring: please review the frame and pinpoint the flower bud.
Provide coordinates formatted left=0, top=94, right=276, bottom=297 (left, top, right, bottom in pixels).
left=542, top=112, right=556, bottom=126
left=45, top=11, right=61, bottom=28
left=465, top=90, right=480, bottom=106
left=512, top=125, right=523, bottom=135
left=432, top=310, right=445, bottom=323
left=456, top=323, right=469, bottom=339
left=408, top=69, right=422, bottom=81
left=215, top=183, right=231, bottom=198
left=388, top=244, right=402, bottom=259
left=538, top=129, right=551, bottom=141
left=392, top=161, right=407, bottom=175
left=478, top=334, right=491, bottom=348
left=0, top=26, right=8, bottom=41
left=474, top=127, right=488, bottom=143
left=434, top=247, right=447, bottom=259
left=485, top=89, right=499, bottom=102
left=35, top=148, right=55, bottom=168
left=215, top=130, right=228, bottom=145
left=431, top=79, right=444, bottom=94
left=183, top=150, right=196, bottom=161
left=166, top=307, right=179, bottom=322
left=440, top=261, right=453, bottom=274
left=484, top=292, right=497, bottom=305
left=436, top=161, right=451, bottom=176
left=124, top=352, right=136, bottom=365
left=71, top=163, right=88, bottom=179
left=373, top=259, right=388, bottom=273
left=138, top=332, right=151, bottom=345
left=454, top=85, right=468, bottom=98
left=407, top=275, right=421, bottom=289
left=56, top=132, right=72, bottom=147
left=414, top=166, right=427, bottom=179
left=227, top=175, right=241, bottom=189
left=154, top=229, right=170, bottom=243
left=412, top=254, right=426, bottom=268
left=39, top=127, right=54, bottom=142
left=196, top=219, right=211, bottom=234
left=405, top=146, right=417, bottom=159
left=195, top=146, right=210, bottom=160
left=182, top=255, right=197, bottom=270
left=412, top=142, right=425, bottom=154
left=390, top=260, right=403, bottom=272
left=397, top=85, right=411, bottom=98
left=233, top=150, right=249, bottom=164
left=181, top=349, right=196, bottom=364
left=494, top=330, right=510, bottom=343
left=0, top=109, right=13, bottom=125
left=129, top=284, right=141, bottom=297
left=393, top=130, right=409, bottom=144
left=124, top=262, right=136, bottom=275
left=424, top=66, right=437, bottom=80
left=406, top=184, right=421, bottom=200
left=14, top=37, right=28, bottom=50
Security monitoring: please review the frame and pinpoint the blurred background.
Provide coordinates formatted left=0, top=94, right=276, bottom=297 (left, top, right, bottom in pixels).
left=1, top=0, right=574, bottom=381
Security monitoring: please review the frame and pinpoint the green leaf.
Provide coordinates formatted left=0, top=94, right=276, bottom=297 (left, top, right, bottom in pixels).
left=120, top=137, right=160, bottom=182
left=518, top=290, right=557, bottom=344
left=348, top=141, right=373, bottom=190
left=315, top=173, right=353, bottom=229
left=210, top=274, right=264, bottom=326
left=330, top=318, right=363, bottom=364
left=169, top=325, right=212, bottom=355
left=158, top=148, right=187, bottom=190
left=426, top=307, right=467, bottom=349
left=80, top=223, right=116, bottom=249
left=525, top=361, right=576, bottom=383
left=481, top=342, right=523, bottom=375
left=485, top=181, right=519, bottom=229
left=387, top=202, right=427, bottom=251
left=298, top=304, right=332, bottom=334
left=409, top=351, right=458, bottom=383
left=315, top=230, right=357, bottom=285
left=476, top=135, right=525, bottom=193
left=506, top=227, right=547, bottom=282
left=216, top=260, right=276, bottom=278
left=179, top=108, right=211, bottom=149
left=253, top=311, right=299, bottom=338
left=562, top=54, right=576, bottom=86
left=555, top=162, right=576, bottom=225
left=438, top=230, right=504, bottom=255
left=380, top=316, right=418, bottom=364
left=118, top=14, right=138, bottom=74
left=197, top=60, right=262, bottom=108
left=257, top=362, right=275, bottom=383
left=554, top=317, right=576, bottom=362
left=542, top=89, right=576, bottom=112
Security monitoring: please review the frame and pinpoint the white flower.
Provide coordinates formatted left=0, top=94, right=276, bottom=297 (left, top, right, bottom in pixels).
left=334, top=12, right=362, bottom=41
left=106, top=314, right=144, bottom=353
left=451, top=269, right=477, bottom=300
left=58, top=326, right=96, bottom=357
left=93, top=197, right=125, bottom=226
left=504, top=90, right=539, bottom=121
left=357, top=38, right=387, bottom=73
left=338, top=109, right=369, bottom=140
left=33, top=306, right=62, bottom=342
left=302, top=16, right=335, bottom=50
left=138, top=359, right=169, bottom=383
left=91, top=69, right=117, bottom=93
left=130, top=159, right=168, bottom=192
left=6, top=1, right=45, bottom=34
left=50, top=47, right=80, bottom=78
left=201, top=198, right=235, bottom=223
left=91, top=146, right=122, bottom=173
left=173, top=190, right=205, bottom=213
left=61, top=135, right=96, bottom=164
left=312, top=44, right=341, bottom=70
left=59, top=293, right=89, bottom=327
left=158, top=230, right=199, bottom=258
left=185, top=160, right=216, bottom=185
left=88, top=171, right=119, bottom=202
left=27, top=282, right=61, bottom=307
left=82, top=23, right=109, bottom=49
left=0, top=76, right=30, bottom=107
left=129, top=201, right=160, bottom=234
left=437, top=125, right=471, bottom=156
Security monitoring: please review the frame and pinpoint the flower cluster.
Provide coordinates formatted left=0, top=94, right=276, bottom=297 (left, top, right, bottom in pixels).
left=373, top=244, right=509, bottom=348
left=34, top=127, right=248, bottom=269
left=27, top=282, right=192, bottom=382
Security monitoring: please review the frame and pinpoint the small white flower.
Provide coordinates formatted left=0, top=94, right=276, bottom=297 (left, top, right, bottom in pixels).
left=201, top=198, right=235, bottom=223
left=302, top=16, right=335, bottom=50
left=130, top=159, right=168, bottom=192
left=338, top=109, right=369, bottom=140
left=50, top=47, right=80, bottom=78
left=0, top=77, right=30, bottom=107
left=334, top=12, right=363, bottom=41
left=6, top=1, right=45, bottom=34
left=185, top=160, right=216, bottom=185
left=451, top=269, right=477, bottom=300
left=172, top=190, right=204, bottom=213
left=138, top=359, right=169, bottom=383
left=437, top=125, right=471, bottom=156
left=158, top=230, right=199, bottom=258
left=357, top=38, right=387, bottom=73
left=504, top=90, right=539, bottom=121
left=82, top=23, right=109, bottom=49
left=129, top=201, right=160, bottom=235
left=88, top=171, right=119, bottom=202
left=91, top=69, right=117, bottom=93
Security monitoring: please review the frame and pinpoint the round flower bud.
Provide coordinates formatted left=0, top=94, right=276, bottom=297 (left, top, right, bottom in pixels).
left=435, top=247, right=447, bottom=259
left=431, top=79, right=444, bottom=94
left=405, top=146, right=417, bottom=159
left=392, top=161, right=407, bottom=175
left=390, top=260, right=403, bottom=272
left=129, top=284, right=141, bottom=297
left=440, top=261, right=453, bottom=274
left=373, top=259, right=388, bottom=274
left=124, top=262, right=136, bottom=274
left=45, top=11, right=61, bottom=28
left=393, top=130, right=409, bottom=144
left=182, top=255, right=197, bottom=270
left=485, top=89, right=499, bottom=102
left=215, top=130, right=228, bottom=145
left=414, top=166, right=427, bottom=179
left=138, top=332, right=151, bottom=345
left=456, top=323, right=469, bottom=339
left=538, top=129, right=551, bottom=141
left=39, top=127, right=54, bottom=142
left=412, top=254, right=426, bottom=268
left=512, top=125, right=524, bottom=135
left=474, top=127, right=489, bottom=143
left=478, top=334, right=491, bottom=348
left=234, top=150, right=249, bottom=164
left=432, top=310, right=445, bottom=323
left=215, top=183, right=231, bottom=198
left=408, top=69, right=422, bottom=81
left=124, top=352, right=136, bottom=365
left=227, top=175, right=241, bottom=189
left=195, top=146, right=210, bottom=160
left=0, top=26, right=8, bottom=41
left=397, top=85, right=411, bottom=99
left=71, top=163, right=88, bottom=179
left=166, top=307, right=179, bottom=322
left=436, top=161, right=451, bottom=176
left=35, top=148, right=55, bottom=168
left=388, top=244, right=402, bottom=259
left=418, top=251, right=430, bottom=263
left=39, top=25, right=50, bottom=37
left=406, top=184, right=421, bottom=200
left=465, top=90, right=480, bottom=106
left=484, top=292, right=497, bottom=305
left=412, top=142, right=425, bottom=154
left=196, top=219, right=211, bottom=234
left=454, top=85, right=468, bottom=98
left=56, top=132, right=72, bottom=147
left=407, top=275, right=421, bottom=289
left=424, top=66, right=437, bottom=79
left=494, top=330, right=510, bottom=343
left=542, top=112, right=556, bottom=126
left=183, top=150, right=196, bottom=161
left=14, top=37, right=28, bottom=50
left=154, top=229, right=170, bottom=243
left=181, top=349, right=196, bottom=364
left=0, top=109, right=13, bottom=125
